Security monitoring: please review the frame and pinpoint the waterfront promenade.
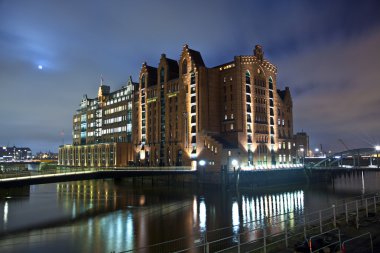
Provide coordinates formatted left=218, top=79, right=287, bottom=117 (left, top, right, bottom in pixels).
left=0, top=166, right=195, bottom=187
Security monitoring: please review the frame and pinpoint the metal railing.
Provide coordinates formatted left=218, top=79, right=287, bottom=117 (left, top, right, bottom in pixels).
left=342, top=232, right=373, bottom=253
left=0, top=166, right=193, bottom=181
left=117, top=193, right=380, bottom=253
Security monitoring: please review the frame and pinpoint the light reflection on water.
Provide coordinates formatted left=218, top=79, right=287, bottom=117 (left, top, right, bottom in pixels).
left=0, top=171, right=380, bottom=252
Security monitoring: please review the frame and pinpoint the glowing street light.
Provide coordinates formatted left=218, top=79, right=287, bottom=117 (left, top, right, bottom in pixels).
left=231, top=159, right=239, bottom=173
left=375, top=146, right=380, bottom=169
left=199, top=160, right=206, bottom=166
left=300, top=148, right=305, bottom=166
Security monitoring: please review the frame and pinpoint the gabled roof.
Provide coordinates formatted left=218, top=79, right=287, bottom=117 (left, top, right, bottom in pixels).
left=166, top=58, right=179, bottom=80
left=188, top=48, right=205, bottom=67
left=145, top=65, right=157, bottom=87
left=277, top=87, right=291, bottom=102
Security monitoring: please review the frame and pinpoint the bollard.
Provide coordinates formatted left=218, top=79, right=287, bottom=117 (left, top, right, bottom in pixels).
left=365, top=198, right=368, bottom=217
left=205, top=243, right=209, bottom=253
left=237, top=236, right=241, bottom=253
left=319, top=210, right=323, bottom=233
left=332, top=205, right=336, bottom=228
left=345, top=202, right=348, bottom=224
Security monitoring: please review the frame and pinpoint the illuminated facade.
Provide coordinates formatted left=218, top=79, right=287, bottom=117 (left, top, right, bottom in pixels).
left=133, top=45, right=295, bottom=170
left=59, top=77, right=135, bottom=167
left=59, top=44, right=295, bottom=169
left=0, top=146, right=32, bottom=161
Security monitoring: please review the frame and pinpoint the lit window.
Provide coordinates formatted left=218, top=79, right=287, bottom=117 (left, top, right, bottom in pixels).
left=278, top=142, right=282, bottom=150
left=288, top=142, right=291, bottom=150
left=231, top=114, right=234, bottom=119
left=225, top=114, right=227, bottom=120
left=230, top=124, right=234, bottom=130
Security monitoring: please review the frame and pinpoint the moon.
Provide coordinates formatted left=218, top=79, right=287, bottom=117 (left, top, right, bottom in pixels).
left=38, top=65, right=43, bottom=70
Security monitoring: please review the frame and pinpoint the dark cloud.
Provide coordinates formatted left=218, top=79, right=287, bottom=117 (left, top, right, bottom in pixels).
left=1, top=0, right=380, bottom=152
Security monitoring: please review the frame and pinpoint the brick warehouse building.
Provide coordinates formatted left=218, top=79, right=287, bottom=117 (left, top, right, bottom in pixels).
left=59, top=45, right=295, bottom=170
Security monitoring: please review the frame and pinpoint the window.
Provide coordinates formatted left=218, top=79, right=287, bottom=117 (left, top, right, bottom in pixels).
left=245, top=71, right=251, bottom=84
left=246, top=85, right=251, bottom=94
left=230, top=124, right=234, bottom=130
left=160, top=68, right=165, bottom=83
left=269, top=77, right=273, bottom=90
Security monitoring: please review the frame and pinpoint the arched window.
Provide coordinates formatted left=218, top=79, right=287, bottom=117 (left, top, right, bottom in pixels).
left=269, top=77, right=273, bottom=90
left=160, top=68, right=165, bottom=83
left=182, top=60, right=188, bottom=75
left=245, top=71, right=251, bottom=84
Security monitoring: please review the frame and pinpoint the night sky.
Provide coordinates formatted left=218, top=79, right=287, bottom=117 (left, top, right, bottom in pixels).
left=1, top=0, right=380, bottom=153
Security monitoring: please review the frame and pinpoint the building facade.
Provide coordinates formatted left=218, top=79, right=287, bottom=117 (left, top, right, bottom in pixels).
left=0, top=146, right=32, bottom=161
left=59, top=78, right=135, bottom=167
left=293, top=131, right=310, bottom=162
left=133, top=45, right=295, bottom=171
left=59, top=44, right=296, bottom=170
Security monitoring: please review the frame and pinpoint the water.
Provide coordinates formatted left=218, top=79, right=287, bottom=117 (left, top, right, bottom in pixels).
left=0, top=170, right=379, bottom=252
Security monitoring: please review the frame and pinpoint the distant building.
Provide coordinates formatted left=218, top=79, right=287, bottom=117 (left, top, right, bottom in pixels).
left=35, top=151, right=58, bottom=160
left=59, top=44, right=297, bottom=170
left=58, top=78, right=135, bottom=167
left=293, top=131, right=309, bottom=161
left=0, top=146, right=32, bottom=161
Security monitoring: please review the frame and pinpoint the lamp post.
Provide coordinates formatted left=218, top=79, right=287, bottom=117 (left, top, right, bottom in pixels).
left=199, top=160, right=206, bottom=183
left=231, top=159, right=238, bottom=172
left=231, top=159, right=239, bottom=189
left=300, top=148, right=305, bottom=166
left=375, top=146, right=380, bottom=169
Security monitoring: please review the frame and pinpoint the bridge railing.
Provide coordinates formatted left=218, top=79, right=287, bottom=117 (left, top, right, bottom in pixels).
left=0, top=166, right=194, bottom=181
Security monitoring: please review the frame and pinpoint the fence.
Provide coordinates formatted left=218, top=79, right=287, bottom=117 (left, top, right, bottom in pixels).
left=0, top=165, right=193, bottom=181
left=118, top=193, right=379, bottom=253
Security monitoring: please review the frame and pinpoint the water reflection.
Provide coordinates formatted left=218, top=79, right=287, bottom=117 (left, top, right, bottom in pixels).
left=3, top=201, right=7, bottom=229
left=1, top=171, right=380, bottom=252
left=199, top=199, right=206, bottom=232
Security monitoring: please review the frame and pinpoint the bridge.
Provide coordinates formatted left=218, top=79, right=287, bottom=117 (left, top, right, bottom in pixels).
left=0, top=166, right=195, bottom=187
left=309, top=147, right=380, bottom=169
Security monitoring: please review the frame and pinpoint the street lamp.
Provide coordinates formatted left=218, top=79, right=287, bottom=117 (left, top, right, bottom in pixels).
left=199, top=160, right=206, bottom=166
left=375, top=146, right=380, bottom=169
left=300, top=148, right=305, bottom=166
left=199, top=160, right=206, bottom=183
left=231, top=159, right=238, bottom=172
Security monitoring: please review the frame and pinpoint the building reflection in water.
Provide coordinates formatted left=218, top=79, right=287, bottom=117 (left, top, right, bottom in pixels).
left=199, top=198, right=206, bottom=233
left=3, top=201, right=8, bottom=229
left=226, top=190, right=304, bottom=241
